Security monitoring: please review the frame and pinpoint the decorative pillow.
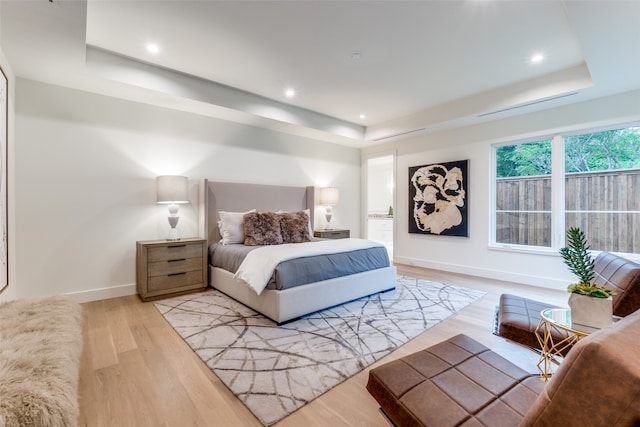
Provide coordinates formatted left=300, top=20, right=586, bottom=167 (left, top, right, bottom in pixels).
left=277, top=208, right=314, bottom=238
left=243, top=212, right=284, bottom=246
left=219, top=209, right=256, bottom=244
left=279, top=211, right=312, bottom=243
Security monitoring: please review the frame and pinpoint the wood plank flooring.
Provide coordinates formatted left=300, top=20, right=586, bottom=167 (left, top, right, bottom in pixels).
left=78, top=265, right=568, bottom=427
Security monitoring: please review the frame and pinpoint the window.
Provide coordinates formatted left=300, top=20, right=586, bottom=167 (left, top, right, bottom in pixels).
left=564, top=128, right=640, bottom=253
left=495, top=140, right=552, bottom=247
left=493, top=125, right=640, bottom=254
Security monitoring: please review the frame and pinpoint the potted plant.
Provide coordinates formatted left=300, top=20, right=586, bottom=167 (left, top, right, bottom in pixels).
left=559, top=227, right=614, bottom=329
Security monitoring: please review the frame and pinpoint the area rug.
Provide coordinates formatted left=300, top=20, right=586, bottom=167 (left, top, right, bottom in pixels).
left=155, top=276, right=485, bottom=426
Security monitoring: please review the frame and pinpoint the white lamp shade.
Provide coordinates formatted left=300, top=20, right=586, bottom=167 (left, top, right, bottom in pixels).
left=319, top=187, right=339, bottom=206
left=156, top=175, right=189, bottom=204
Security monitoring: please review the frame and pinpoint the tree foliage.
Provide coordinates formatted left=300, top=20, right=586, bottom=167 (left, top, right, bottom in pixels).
left=496, top=127, right=640, bottom=178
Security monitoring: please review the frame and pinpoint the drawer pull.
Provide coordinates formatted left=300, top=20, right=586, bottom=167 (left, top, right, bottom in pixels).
left=168, top=259, right=187, bottom=262
left=168, top=245, right=187, bottom=249
left=168, top=272, right=187, bottom=277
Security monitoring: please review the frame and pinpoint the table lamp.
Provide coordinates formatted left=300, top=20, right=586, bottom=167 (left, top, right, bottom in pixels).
left=156, top=175, right=189, bottom=241
left=319, top=187, right=339, bottom=229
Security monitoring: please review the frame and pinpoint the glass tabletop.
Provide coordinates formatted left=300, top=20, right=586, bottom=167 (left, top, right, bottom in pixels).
left=540, top=308, right=599, bottom=334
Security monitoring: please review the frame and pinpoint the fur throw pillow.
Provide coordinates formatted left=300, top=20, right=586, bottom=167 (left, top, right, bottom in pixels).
left=279, top=211, right=311, bottom=243
left=243, top=212, right=283, bottom=246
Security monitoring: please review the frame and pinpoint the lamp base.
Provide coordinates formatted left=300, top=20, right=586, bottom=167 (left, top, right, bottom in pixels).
left=166, top=227, right=180, bottom=241
left=325, top=210, right=333, bottom=230
left=166, top=213, right=180, bottom=241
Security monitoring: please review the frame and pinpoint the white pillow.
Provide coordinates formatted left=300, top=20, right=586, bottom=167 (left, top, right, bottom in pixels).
left=303, top=208, right=314, bottom=237
left=218, top=209, right=256, bottom=244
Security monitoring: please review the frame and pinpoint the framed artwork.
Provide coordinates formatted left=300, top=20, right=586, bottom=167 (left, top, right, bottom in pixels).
left=0, top=65, right=7, bottom=294
left=408, top=159, right=469, bottom=237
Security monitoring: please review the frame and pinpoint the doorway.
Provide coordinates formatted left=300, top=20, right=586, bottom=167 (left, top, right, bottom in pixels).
left=366, top=154, right=394, bottom=257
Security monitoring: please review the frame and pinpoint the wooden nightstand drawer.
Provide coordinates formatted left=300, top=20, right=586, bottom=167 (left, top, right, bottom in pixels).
left=148, top=257, right=203, bottom=277
left=148, top=270, right=204, bottom=292
left=148, top=243, right=203, bottom=262
left=136, top=238, right=207, bottom=301
left=314, top=229, right=350, bottom=239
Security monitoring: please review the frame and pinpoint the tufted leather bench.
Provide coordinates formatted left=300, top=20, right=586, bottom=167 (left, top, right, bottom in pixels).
left=496, top=251, right=640, bottom=352
left=367, top=308, right=640, bottom=427
left=366, top=334, right=544, bottom=426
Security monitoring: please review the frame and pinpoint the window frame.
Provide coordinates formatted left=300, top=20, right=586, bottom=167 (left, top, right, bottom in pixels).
left=489, top=122, right=640, bottom=259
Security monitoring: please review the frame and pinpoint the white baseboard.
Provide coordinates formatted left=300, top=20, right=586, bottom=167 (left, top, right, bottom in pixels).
left=64, top=283, right=137, bottom=303
left=64, top=257, right=568, bottom=303
left=394, top=256, right=567, bottom=290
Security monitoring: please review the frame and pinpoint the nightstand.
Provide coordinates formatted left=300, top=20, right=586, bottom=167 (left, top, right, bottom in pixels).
left=136, top=238, right=207, bottom=301
left=314, top=229, right=350, bottom=239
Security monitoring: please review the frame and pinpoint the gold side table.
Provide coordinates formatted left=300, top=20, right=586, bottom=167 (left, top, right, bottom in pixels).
left=534, top=308, right=598, bottom=381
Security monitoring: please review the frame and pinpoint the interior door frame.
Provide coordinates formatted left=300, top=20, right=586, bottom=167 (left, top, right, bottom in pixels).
left=361, top=149, right=396, bottom=249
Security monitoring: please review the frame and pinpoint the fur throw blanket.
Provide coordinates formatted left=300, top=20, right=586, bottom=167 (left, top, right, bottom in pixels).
left=0, top=296, right=83, bottom=427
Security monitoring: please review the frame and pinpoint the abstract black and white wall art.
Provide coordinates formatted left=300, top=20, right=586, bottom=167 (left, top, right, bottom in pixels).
left=408, top=160, right=468, bottom=237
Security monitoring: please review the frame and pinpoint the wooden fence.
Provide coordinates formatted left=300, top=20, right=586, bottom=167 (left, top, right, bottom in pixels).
left=496, top=169, right=640, bottom=253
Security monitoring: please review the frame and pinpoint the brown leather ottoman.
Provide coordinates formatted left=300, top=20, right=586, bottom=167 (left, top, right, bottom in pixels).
left=496, top=294, right=569, bottom=353
left=366, top=334, right=544, bottom=427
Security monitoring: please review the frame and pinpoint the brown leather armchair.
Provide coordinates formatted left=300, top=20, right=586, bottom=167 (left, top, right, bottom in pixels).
left=496, top=251, right=640, bottom=352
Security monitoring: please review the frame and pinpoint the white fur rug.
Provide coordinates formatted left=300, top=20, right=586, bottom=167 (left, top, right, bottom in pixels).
left=0, top=297, right=83, bottom=427
left=156, top=276, right=484, bottom=426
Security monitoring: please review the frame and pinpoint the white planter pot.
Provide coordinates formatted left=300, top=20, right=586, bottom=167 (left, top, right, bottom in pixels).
left=568, top=293, right=613, bottom=330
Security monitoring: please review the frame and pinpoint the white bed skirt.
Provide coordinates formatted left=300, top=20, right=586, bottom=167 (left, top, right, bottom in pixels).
left=210, top=265, right=397, bottom=323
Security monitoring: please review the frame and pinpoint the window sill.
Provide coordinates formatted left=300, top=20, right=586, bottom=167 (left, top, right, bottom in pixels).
left=488, top=243, right=559, bottom=257
left=489, top=243, right=640, bottom=263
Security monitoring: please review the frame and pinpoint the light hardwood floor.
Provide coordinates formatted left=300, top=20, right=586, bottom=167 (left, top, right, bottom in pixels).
left=78, top=265, right=568, bottom=427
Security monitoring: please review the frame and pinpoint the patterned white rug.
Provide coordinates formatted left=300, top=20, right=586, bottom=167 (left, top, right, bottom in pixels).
left=155, top=276, right=485, bottom=426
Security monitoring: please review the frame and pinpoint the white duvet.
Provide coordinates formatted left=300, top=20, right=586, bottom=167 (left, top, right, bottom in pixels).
left=234, top=238, right=384, bottom=295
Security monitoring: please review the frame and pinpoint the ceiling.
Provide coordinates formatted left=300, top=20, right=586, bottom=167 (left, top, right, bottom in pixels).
left=1, top=0, right=639, bottom=147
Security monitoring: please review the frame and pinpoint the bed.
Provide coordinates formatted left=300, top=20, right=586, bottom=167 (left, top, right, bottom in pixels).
left=198, top=179, right=397, bottom=323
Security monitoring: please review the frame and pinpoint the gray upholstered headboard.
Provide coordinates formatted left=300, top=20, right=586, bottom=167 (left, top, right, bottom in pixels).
left=199, top=179, right=315, bottom=244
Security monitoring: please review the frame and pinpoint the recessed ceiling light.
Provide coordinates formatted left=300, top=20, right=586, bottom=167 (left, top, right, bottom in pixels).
left=285, top=89, right=296, bottom=98
left=531, top=53, right=544, bottom=63
left=359, top=114, right=366, bottom=119
left=146, top=43, right=160, bottom=54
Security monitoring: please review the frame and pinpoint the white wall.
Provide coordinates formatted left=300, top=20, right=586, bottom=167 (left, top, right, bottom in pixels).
left=363, top=90, right=640, bottom=291
left=15, top=79, right=361, bottom=301
left=12, top=78, right=640, bottom=302
left=0, top=45, right=16, bottom=302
